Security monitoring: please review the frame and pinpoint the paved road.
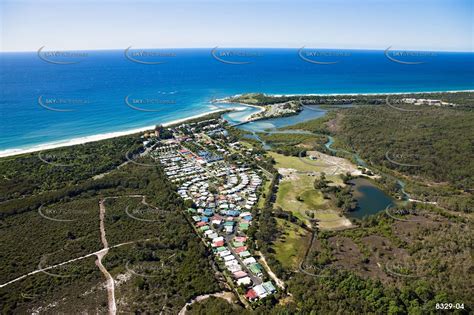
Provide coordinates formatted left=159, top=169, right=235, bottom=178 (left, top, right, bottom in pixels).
left=222, top=232, right=262, bottom=286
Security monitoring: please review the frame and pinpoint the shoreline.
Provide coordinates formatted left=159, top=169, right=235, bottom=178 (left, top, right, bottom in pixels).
left=1, top=89, right=471, bottom=158
left=0, top=108, right=237, bottom=158
left=225, top=89, right=474, bottom=100
left=222, top=101, right=266, bottom=122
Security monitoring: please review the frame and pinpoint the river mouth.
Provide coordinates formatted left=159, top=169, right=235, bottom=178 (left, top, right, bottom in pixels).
left=223, top=106, right=327, bottom=133
left=224, top=105, right=326, bottom=150
left=347, top=178, right=395, bottom=219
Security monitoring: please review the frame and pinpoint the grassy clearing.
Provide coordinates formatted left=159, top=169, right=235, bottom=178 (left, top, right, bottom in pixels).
left=238, top=140, right=254, bottom=149
left=258, top=179, right=271, bottom=208
left=312, top=210, right=352, bottom=230
left=275, top=176, right=309, bottom=219
left=269, top=152, right=343, bottom=182
left=275, top=175, right=331, bottom=225
left=271, top=151, right=352, bottom=229
left=273, top=218, right=309, bottom=269
left=269, top=152, right=326, bottom=173
left=300, top=189, right=327, bottom=209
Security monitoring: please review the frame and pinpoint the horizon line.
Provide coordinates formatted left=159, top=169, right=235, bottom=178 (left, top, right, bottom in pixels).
left=1, top=47, right=473, bottom=53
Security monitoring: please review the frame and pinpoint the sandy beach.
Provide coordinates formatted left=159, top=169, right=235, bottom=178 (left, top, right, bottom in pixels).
left=239, top=103, right=266, bottom=122
left=215, top=98, right=266, bottom=122
left=266, top=89, right=474, bottom=97
left=227, top=90, right=474, bottom=99
left=0, top=108, right=237, bottom=158
left=1, top=89, right=470, bottom=158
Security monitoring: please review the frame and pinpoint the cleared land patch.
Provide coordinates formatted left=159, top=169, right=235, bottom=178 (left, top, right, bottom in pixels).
left=272, top=152, right=353, bottom=230
left=273, top=219, right=310, bottom=270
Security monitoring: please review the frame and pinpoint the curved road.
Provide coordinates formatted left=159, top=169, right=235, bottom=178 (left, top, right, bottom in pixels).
left=178, top=291, right=235, bottom=315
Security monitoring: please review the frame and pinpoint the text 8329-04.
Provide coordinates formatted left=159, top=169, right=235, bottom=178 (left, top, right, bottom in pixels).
left=436, top=303, right=465, bottom=310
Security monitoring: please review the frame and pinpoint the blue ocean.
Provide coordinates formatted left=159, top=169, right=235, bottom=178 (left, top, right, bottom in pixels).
left=0, top=48, right=473, bottom=154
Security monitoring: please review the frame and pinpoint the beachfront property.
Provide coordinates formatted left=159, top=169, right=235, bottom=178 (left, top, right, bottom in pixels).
left=401, top=98, right=455, bottom=107
left=150, top=119, right=276, bottom=302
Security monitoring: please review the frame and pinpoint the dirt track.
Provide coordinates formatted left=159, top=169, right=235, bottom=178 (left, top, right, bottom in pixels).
left=97, top=198, right=117, bottom=315
left=178, top=291, right=235, bottom=315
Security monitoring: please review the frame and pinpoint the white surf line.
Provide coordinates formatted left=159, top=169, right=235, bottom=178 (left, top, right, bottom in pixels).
left=97, top=199, right=117, bottom=315
left=0, top=108, right=231, bottom=158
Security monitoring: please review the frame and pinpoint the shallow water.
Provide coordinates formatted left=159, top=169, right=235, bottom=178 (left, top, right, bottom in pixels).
left=2, top=49, right=472, bottom=152
left=225, top=107, right=327, bottom=133
left=347, top=178, right=395, bottom=219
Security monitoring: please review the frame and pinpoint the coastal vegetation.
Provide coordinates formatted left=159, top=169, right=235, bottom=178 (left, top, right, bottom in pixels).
left=229, top=92, right=474, bottom=108
left=1, top=95, right=472, bottom=313
left=273, top=219, right=310, bottom=269
left=0, top=135, right=142, bottom=202
left=225, top=94, right=302, bottom=121
left=0, top=138, right=220, bottom=313
left=281, top=94, right=474, bottom=213
left=229, top=93, right=473, bottom=313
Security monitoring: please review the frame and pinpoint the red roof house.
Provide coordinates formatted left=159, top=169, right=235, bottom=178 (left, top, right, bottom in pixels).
left=245, top=289, right=258, bottom=300
left=212, top=240, right=225, bottom=247
left=233, top=271, right=248, bottom=279
left=234, top=246, right=247, bottom=253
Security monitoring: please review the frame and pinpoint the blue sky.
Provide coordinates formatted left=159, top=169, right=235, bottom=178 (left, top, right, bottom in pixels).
left=1, top=0, right=472, bottom=52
